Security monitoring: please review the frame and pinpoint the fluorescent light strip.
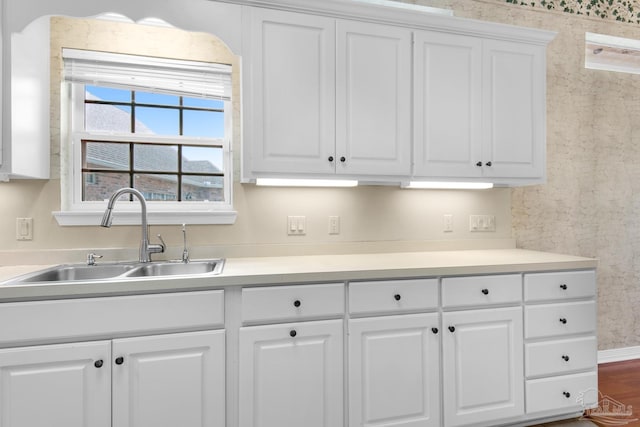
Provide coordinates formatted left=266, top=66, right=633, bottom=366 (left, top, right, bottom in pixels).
left=404, top=181, right=494, bottom=190
left=256, top=178, right=358, bottom=188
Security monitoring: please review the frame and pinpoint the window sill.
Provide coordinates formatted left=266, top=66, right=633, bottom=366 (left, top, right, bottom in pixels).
left=53, top=209, right=237, bottom=226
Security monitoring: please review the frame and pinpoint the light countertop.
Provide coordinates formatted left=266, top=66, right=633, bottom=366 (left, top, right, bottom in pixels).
left=0, top=249, right=597, bottom=302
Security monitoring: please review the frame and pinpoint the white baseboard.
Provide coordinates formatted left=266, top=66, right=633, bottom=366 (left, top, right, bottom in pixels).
left=598, top=346, right=640, bottom=364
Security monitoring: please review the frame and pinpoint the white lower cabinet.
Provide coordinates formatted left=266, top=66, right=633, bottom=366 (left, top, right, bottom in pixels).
left=442, top=306, right=524, bottom=426
left=0, top=330, right=225, bottom=427
left=238, top=319, right=344, bottom=427
left=0, top=341, right=111, bottom=427
left=349, top=313, right=441, bottom=427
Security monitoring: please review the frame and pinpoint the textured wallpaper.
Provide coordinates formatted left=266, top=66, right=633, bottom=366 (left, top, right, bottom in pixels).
left=505, top=0, right=640, bottom=24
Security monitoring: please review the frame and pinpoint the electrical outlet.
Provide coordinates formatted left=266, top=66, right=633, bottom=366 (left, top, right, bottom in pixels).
left=329, top=216, right=340, bottom=235
left=443, top=214, right=453, bottom=232
left=469, top=215, right=496, bottom=232
left=287, top=216, right=306, bottom=236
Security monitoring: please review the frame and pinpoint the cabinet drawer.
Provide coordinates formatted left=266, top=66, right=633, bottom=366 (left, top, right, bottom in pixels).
left=442, top=274, right=521, bottom=308
left=349, top=278, right=438, bottom=315
left=525, top=336, right=597, bottom=378
left=0, top=290, right=224, bottom=347
left=242, top=283, right=344, bottom=324
left=526, top=371, right=598, bottom=414
left=525, top=301, right=596, bottom=339
left=525, top=270, right=596, bottom=302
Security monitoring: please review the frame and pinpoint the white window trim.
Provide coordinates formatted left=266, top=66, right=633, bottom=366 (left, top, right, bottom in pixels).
left=54, top=79, right=236, bottom=226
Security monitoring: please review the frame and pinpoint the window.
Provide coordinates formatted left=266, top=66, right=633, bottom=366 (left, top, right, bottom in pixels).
left=56, top=49, right=235, bottom=225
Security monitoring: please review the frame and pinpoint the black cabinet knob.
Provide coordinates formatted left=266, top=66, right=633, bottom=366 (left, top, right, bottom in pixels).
left=481, top=288, right=489, bottom=295
left=115, top=357, right=124, bottom=365
left=563, top=391, right=571, bottom=399
left=560, top=284, right=568, bottom=290
left=562, top=355, right=570, bottom=362
left=94, top=360, right=104, bottom=368
left=328, top=156, right=334, bottom=162
left=486, top=161, right=492, bottom=167
left=290, top=330, right=297, bottom=338
left=293, top=300, right=301, bottom=308
left=340, top=156, right=346, bottom=162
left=394, top=294, right=401, bottom=301
left=559, top=318, right=568, bottom=324
left=448, top=326, right=455, bottom=333
left=476, top=161, right=483, bottom=167
left=431, top=327, right=439, bottom=334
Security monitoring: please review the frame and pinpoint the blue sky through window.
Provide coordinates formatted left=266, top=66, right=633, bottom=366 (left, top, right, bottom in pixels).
left=86, top=85, right=225, bottom=166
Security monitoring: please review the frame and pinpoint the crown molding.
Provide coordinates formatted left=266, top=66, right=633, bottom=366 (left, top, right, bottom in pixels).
left=214, top=0, right=556, bottom=45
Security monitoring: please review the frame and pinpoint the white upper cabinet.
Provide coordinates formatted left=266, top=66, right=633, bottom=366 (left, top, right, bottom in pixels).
left=414, top=32, right=547, bottom=184
left=243, top=8, right=336, bottom=176
left=413, top=31, right=482, bottom=178
left=243, top=11, right=412, bottom=181
left=336, top=20, right=411, bottom=177
left=482, top=39, right=546, bottom=180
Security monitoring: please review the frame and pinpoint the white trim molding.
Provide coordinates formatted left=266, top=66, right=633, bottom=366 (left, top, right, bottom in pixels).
left=53, top=209, right=238, bottom=226
left=598, top=346, right=640, bottom=364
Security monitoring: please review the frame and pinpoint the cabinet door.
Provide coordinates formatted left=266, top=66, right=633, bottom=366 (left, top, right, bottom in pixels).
left=413, top=31, right=482, bottom=178
left=442, top=307, right=524, bottom=426
left=112, top=330, right=225, bottom=427
left=336, top=20, right=411, bottom=177
left=239, top=319, right=343, bottom=427
left=244, top=8, right=336, bottom=176
left=349, top=313, right=440, bottom=427
left=482, top=39, right=545, bottom=179
left=0, top=341, right=111, bottom=427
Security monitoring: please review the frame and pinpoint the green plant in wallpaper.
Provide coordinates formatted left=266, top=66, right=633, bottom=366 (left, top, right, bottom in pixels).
left=505, top=0, right=640, bottom=23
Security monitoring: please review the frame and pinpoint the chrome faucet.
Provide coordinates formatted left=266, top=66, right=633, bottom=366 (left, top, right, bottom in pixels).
left=100, top=187, right=165, bottom=263
left=181, top=224, right=190, bottom=263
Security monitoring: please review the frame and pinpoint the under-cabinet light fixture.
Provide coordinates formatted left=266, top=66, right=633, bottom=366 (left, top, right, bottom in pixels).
left=403, top=181, right=494, bottom=190
left=255, top=178, right=358, bottom=188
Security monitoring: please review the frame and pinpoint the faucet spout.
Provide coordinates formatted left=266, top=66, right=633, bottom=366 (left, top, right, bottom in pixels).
left=101, top=187, right=164, bottom=263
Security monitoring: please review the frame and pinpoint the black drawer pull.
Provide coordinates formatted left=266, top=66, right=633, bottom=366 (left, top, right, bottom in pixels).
left=563, top=391, right=571, bottom=399
left=289, top=330, right=297, bottom=338
left=394, top=294, right=401, bottom=301
left=560, top=284, right=568, bottom=290
left=448, top=326, right=455, bottom=333
left=94, top=360, right=104, bottom=368
left=562, top=355, right=570, bottom=362
left=559, top=318, right=568, bottom=324
left=431, top=327, right=439, bottom=334
left=328, top=156, right=334, bottom=162
left=115, top=357, right=124, bottom=365
left=481, top=288, right=489, bottom=295
left=293, top=300, right=301, bottom=308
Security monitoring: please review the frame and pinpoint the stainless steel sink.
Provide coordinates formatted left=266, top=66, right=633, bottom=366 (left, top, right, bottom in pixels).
left=2, top=259, right=225, bottom=285
left=122, top=260, right=223, bottom=278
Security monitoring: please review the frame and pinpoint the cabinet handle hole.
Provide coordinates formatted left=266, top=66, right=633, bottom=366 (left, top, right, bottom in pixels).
left=431, top=327, right=439, bottom=334
left=293, top=300, right=301, bottom=308
left=481, top=288, right=489, bottom=295
left=562, top=355, right=570, bottom=362
left=115, top=357, right=124, bottom=365
left=560, top=284, right=568, bottom=290
left=559, top=318, right=568, bottom=324
left=563, top=391, right=571, bottom=398
left=290, top=330, right=297, bottom=338
left=328, top=156, right=334, bottom=162
left=394, top=294, right=401, bottom=301
left=448, top=326, right=456, bottom=333
left=94, top=360, right=104, bottom=368
left=340, top=156, right=346, bottom=162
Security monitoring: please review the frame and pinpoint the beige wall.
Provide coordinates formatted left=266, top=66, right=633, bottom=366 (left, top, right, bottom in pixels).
left=0, top=15, right=513, bottom=263
left=412, top=0, right=640, bottom=350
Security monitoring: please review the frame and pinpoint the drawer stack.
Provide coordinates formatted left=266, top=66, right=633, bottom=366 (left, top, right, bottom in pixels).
left=523, top=270, right=598, bottom=415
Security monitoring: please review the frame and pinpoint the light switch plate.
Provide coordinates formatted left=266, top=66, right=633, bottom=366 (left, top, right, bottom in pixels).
left=16, top=217, right=33, bottom=240
left=287, top=216, right=306, bottom=236
left=469, top=214, right=495, bottom=232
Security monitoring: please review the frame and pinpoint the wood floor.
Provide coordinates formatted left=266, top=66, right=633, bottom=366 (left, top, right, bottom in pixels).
left=533, top=360, right=640, bottom=427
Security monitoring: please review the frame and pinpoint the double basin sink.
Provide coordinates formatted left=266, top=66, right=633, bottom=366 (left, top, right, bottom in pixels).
left=3, top=259, right=224, bottom=285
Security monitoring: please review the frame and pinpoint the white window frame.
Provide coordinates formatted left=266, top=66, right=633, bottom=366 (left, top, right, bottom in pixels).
left=54, top=56, right=236, bottom=226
